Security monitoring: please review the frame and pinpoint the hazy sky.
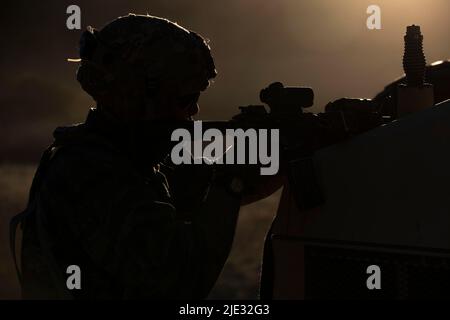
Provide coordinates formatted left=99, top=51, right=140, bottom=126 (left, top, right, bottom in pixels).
left=0, top=0, right=449, bottom=161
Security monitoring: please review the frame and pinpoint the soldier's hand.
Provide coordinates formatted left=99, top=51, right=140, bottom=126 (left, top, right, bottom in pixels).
left=167, top=162, right=215, bottom=214
left=215, top=163, right=286, bottom=206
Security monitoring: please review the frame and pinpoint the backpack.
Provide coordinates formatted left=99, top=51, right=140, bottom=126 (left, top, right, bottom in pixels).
left=10, top=142, right=74, bottom=299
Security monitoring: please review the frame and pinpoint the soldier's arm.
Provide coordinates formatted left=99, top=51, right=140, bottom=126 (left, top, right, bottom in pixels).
left=113, top=182, right=241, bottom=299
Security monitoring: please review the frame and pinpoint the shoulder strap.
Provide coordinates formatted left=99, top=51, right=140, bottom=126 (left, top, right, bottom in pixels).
left=9, top=144, right=57, bottom=286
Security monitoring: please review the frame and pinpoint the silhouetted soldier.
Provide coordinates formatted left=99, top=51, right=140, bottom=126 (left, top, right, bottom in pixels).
left=13, top=14, right=279, bottom=299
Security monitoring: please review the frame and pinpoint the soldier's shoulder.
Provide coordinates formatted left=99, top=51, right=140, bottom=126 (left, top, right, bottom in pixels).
left=53, top=124, right=119, bottom=161
left=41, top=124, right=140, bottom=197
left=51, top=124, right=127, bottom=169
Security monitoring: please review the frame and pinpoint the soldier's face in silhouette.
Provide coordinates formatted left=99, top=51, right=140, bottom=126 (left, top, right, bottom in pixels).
left=144, top=71, right=208, bottom=121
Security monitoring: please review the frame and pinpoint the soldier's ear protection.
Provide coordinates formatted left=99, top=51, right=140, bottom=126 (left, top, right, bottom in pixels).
left=72, top=27, right=116, bottom=100
left=75, top=26, right=153, bottom=106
